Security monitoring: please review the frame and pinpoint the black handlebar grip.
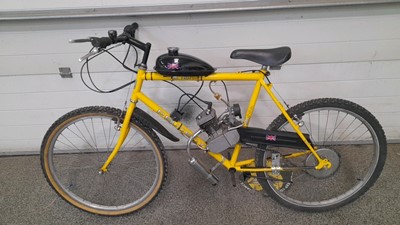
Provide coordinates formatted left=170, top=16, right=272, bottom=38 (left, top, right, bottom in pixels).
left=131, top=22, right=139, bottom=30
left=90, top=37, right=112, bottom=48
left=123, top=22, right=139, bottom=37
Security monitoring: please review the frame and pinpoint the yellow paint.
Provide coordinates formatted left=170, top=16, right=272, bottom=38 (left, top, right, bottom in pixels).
left=230, top=144, right=242, bottom=165
left=243, top=81, right=261, bottom=127
left=99, top=70, right=146, bottom=172
left=99, top=69, right=328, bottom=174
left=140, top=71, right=265, bottom=81
left=260, top=80, right=331, bottom=170
left=284, top=150, right=312, bottom=159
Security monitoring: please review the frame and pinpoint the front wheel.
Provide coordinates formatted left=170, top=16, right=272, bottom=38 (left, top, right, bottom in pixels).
left=256, top=98, right=386, bottom=211
left=40, top=106, right=167, bottom=216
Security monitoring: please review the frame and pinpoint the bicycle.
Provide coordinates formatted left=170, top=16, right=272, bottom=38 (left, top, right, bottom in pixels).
left=40, top=23, right=387, bottom=216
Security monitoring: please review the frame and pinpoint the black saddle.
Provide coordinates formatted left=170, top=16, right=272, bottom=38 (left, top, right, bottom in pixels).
left=230, top=47, right=291, bottom=67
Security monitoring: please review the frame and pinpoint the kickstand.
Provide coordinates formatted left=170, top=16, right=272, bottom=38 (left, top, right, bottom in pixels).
left=227, top=151, right=236, bottom=187
left=229, top=169, right=236, bottom=187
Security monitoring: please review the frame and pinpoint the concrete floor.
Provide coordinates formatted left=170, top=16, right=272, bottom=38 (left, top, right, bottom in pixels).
left=1, top=145, right=399, bottom=225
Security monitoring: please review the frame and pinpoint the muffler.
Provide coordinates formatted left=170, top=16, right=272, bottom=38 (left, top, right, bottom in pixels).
left=188, top=157, right=219, bottom=185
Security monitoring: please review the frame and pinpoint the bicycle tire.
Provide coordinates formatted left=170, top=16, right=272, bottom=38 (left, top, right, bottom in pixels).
left=255, top=98, right=386, bottom=211
left=41, top=106, right=167, bottom=216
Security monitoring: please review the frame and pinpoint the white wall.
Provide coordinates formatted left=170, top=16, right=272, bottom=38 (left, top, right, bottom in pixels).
left=0, top=3, right=399, bottom=154
left=0, top=0, right=235, bottom=11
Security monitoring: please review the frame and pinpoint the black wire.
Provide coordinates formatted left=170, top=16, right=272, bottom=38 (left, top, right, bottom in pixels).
left=259, top=70, right=290, bottom=109
left=104, top=49, right=137, bottom=73
left=122, top=44, right=131, bottom=64
left=179, top=81, right=204, bottom=111
left=163, top=80, right=186, bottom=94
left=177, top=94, right=210, bottom=110
left=163, top=80, right=205, bottom=110
left=80, top=44, right=138, bottom=93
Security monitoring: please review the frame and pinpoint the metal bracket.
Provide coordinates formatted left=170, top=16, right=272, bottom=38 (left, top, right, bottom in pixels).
left=271, top=153, right=281, bottom=175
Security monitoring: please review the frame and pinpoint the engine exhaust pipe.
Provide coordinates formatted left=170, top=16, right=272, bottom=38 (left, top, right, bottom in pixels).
left=188, top=157, right=219, bottom=185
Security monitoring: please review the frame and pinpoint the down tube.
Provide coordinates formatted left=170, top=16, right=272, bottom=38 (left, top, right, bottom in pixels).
left=135, top=92, right=207, bottom=149
left=134, top=92, right=234, bottom=168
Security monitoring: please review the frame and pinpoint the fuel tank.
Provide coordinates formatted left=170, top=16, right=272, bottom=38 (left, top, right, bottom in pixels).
left=154, top=47, right=215, bottom=76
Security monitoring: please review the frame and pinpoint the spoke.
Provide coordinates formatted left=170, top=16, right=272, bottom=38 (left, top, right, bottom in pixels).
left=56, top=139, right=78, bottom=151
left=56, top=135, right=99, bottom=164
left=325, top=112, right=349, bottom=143
left=82, top=120, right=99, bottom=153
left=125, top=166, right=157, bottom=177
left=354, top=129, right=370, bottom=142
left=338, top=121, right=364, bottom=143
left=330, top=111, right=341, bottom=143
left=322, top=110, right=330, bottom=145
left=66, top=127, right=96, bottom=151
left=73, top=123, right=95, bottom=150
left=120, top=130, right=139, bottom=151
left=101, top=118, right=109, bottom=152
left=291, top=172, right=307, bottom=182
left=91, top=118, right=98, bottom=150
left=59, top=165, right=101, bottom=170
left=107, top=170, right=155, bottom=188
left=308, top=112, right=312, bottom=137
left=318, top=110, right=320, bottom=143
left=300, top=121, right=317, bottom=144
left=110, top=127, right=119, bottom=150
left=334, top=117, right=357, bottom=143
left=132, top=136, right=146, bottom=147
left=115, top=159, right=156, bottom=165
left=108, top=119, right=112, bottom=151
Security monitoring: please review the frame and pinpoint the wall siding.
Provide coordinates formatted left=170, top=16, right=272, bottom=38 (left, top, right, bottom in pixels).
left=0, top=5, right=399, bottom=154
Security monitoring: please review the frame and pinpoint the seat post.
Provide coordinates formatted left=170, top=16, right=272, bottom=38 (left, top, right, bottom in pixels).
left=261, top=65, right=269, bottom=71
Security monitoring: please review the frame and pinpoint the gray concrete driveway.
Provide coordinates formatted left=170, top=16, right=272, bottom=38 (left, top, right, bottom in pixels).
left=1, top=145, right=399, bottom=225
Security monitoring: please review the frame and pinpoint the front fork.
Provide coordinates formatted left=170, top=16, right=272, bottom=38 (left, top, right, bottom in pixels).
left=99, top=70, right=144, bottom=173
left=99, top=101, right=136, bottom=173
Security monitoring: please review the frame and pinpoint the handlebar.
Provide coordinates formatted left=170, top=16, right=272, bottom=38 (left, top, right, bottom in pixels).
left=70, top=22, right=152, bottom=66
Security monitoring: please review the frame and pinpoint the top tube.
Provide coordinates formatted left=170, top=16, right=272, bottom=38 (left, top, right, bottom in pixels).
left=141, top=71, right=266, bottom=81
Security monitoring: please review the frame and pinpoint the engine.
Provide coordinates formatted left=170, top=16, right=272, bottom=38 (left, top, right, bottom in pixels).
left=196, top=104, right=242, bottom=153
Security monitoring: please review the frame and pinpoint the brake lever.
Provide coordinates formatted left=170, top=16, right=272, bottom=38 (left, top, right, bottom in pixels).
left=79, top=48, right=100, bottom=62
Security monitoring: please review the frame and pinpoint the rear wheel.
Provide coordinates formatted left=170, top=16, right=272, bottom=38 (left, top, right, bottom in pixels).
left=41, top=106, right=167, bottom=216
left=256, top=98, right=386, bottom=211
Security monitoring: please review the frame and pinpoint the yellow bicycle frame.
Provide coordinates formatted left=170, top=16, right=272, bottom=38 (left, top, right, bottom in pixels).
left=99, top=69, right=331, bottom=173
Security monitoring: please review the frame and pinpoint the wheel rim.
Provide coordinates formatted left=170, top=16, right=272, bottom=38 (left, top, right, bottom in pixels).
left=46, top=114, right=162, bottom=212
left=264, top=107, right=380, bottom=208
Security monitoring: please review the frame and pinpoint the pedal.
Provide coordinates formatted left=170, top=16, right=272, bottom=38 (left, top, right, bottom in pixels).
left=239, top=181, right=253, bottom=191
left=240, top=165, right=263, bottom=192
left=240, top=175, right=263, bottom=192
